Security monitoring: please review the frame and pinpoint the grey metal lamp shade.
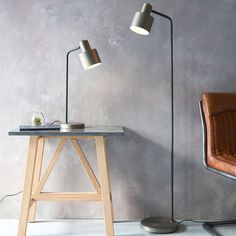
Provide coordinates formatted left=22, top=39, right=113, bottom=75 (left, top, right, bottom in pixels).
left=79, top=40, right=101, bottom=70
left=130, top=3, right=154, bottom=35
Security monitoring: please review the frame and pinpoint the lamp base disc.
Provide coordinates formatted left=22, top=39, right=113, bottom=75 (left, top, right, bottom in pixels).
left=60, top=122, right=85, bottom=130
left=141, top=217, right=179, bottom=234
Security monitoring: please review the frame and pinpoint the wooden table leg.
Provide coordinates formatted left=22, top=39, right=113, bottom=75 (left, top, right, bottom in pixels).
left=17, top=136, right=39, bottom=236
left=28, top=138, right=45, bottom=223
left=96, top=136, right=114, bottom=236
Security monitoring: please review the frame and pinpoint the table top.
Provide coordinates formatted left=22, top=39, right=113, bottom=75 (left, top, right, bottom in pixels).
left=9, top=126, right=124, bottom=137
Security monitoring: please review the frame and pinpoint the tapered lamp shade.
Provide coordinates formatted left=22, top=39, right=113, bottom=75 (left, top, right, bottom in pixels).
left=79, top=40, right=101, bottom=70
left=130, top=3, right=154, bottom=35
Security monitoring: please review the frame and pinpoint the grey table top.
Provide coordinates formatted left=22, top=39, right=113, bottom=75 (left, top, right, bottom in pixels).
left=9, top=126, right=124, bottom=137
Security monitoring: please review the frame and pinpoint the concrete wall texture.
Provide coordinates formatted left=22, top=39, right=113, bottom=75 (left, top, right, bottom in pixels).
left=1, top=0, right=236, bottom=220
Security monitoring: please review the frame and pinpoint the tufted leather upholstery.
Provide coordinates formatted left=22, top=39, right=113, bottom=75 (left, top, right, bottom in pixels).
left=202, top=93, right=236, bottom=176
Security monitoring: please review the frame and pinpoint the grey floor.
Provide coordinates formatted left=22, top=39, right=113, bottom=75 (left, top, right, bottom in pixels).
left=1, top=219, right=236, bottom=236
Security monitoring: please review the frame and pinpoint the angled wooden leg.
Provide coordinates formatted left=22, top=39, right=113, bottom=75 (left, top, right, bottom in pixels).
left=71, top=139, right=101, bottom=194
left=96, top=136, right=114, bottom=236
left=17, top=136, right=39, bottom=236
left=34, top=139, right=66, bottom=194
left=28, top=138, right=45, bottom=223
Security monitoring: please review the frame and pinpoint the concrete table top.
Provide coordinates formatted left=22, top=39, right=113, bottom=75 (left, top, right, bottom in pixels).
left=9, top=126, right=124, bottom=137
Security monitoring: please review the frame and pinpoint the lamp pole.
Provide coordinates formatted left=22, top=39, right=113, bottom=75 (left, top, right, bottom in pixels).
left=130, top=3, right=178, bottom=234
left=151, top=9, right=174, bottom=222
left=65, top=46, right=80, bottom=124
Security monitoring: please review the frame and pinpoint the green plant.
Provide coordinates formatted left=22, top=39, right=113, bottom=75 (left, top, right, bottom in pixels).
left=33, top=117, right=42, bottom=125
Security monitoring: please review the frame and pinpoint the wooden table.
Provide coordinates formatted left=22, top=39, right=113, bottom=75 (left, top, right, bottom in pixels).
left=9, top=126, right=124, bottom=236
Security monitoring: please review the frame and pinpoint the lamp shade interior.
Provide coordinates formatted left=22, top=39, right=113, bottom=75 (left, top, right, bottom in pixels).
left=85, top=61, right=101, bottom=70
left=130, top=25, right=150, bottom=35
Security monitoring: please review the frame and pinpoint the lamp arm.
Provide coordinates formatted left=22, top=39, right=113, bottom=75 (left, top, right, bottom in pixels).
left=65, top=46, right=80, bottom=123
left=151, top=10, right=172, bottom=22
left=152, top=9, right=174, bottom=222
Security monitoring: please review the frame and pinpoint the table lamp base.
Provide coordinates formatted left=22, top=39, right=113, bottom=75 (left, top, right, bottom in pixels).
left=141, top=217, right=179, bottom=234
left=60, top=122, right=85, bottom=130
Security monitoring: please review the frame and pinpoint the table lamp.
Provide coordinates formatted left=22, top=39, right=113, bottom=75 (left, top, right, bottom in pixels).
left=130, top=3, right=179, bottom=234
left=60, top=40, right=101, bottom=130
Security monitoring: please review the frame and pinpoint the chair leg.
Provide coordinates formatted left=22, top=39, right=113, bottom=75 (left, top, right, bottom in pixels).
left=203, top=220, right=236, bottom=236
left=28, top=138, right=45, bottom=223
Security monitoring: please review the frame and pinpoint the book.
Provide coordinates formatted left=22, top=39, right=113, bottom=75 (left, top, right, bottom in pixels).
left=19, top=124, right=60, bottom=131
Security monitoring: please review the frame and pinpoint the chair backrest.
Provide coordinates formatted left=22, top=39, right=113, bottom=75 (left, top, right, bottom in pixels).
left=200, top=93, right=236, bottom=178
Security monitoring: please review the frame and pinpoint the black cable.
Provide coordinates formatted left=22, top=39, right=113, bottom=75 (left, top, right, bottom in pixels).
left=177, top=219, right=235, bottom=236
left=177, top=219, right=206, bottom=224
left=0, top=191, right=22, bottom=204
left=49, top=120, right=61, bottom=126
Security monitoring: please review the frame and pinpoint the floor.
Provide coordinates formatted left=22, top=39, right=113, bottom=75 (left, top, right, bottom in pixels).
left=0, top=219, right=236, bottom=236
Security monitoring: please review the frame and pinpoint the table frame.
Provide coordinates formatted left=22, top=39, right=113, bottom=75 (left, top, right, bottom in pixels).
left=17, top=135, right=114, bottom=236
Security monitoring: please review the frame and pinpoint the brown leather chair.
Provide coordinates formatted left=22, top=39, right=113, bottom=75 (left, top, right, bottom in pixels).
left=199, top=93, right=236, bottom=235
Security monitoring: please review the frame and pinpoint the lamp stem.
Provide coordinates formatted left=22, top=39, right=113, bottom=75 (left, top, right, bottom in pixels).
left=170, top=17, right=174, bottom=223
left=65, top=46, right=80, bottom=124
left=151, top=10, right=174, bottom=222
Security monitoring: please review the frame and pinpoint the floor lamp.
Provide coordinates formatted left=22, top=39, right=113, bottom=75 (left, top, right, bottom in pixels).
left=130, top=3, right=179, bottom=234
left=60, top=40, right=101, bottom=130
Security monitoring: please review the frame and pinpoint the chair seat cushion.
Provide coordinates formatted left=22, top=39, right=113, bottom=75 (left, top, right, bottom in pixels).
left=208, top=154, right=236, bottom=176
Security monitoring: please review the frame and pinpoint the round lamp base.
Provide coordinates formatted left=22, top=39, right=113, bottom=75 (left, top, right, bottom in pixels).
left=60, top=122, right=85, bottom=130
left=141, top=217, right=179, bottom=234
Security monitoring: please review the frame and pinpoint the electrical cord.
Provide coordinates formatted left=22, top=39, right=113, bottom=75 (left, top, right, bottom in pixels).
left=0, top=190, right=23, bottom=204
left=177, top=219, right=233, bottom=236
left=49, top=120, right=61, bottom=126
left=177, top=219, right=206, bottom=224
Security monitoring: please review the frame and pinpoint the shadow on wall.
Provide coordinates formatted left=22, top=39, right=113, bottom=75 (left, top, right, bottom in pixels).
left=109, top=127, right=233, bottom=221
left=108, top=127, right=172, bottom=219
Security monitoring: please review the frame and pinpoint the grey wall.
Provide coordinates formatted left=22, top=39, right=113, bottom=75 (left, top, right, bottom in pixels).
left=1, top=0, right=236, bottom=220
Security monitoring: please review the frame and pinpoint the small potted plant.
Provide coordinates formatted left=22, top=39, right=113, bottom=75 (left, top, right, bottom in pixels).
left=31, top=112, right=45, bottom=125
